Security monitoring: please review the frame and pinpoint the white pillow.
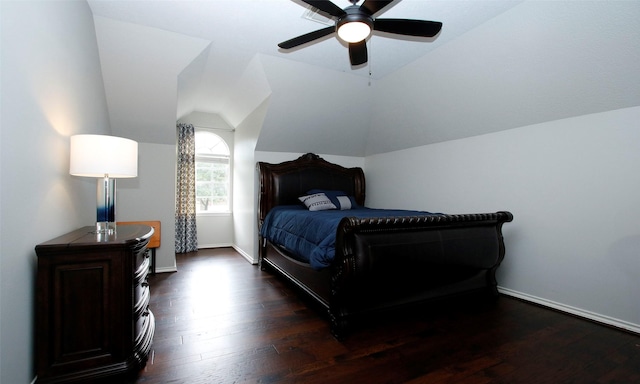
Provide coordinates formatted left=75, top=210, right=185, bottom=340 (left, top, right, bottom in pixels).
left=336, top=195, right=352, bottom=210
left=298, top=193, right=337, bottom=211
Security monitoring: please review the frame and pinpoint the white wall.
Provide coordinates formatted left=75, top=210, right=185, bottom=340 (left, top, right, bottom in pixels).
left=365, top=106, right=640, bottom=333
left=233, top=100, right=270, bottom=263
left=197, top=212, right=234, bottom=249
left=0, top=1, right=111, bottom=382
left=117, top=142, right=177, bottom=272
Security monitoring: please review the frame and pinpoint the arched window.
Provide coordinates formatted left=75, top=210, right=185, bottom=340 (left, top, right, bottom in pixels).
left=195, top=130, right=231, bottom=213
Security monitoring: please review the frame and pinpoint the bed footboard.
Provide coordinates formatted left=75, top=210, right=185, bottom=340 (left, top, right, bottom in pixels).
left=329, top=211, right=513, bottom=338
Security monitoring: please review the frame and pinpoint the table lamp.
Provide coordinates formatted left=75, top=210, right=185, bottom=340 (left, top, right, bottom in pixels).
left=70, top=134, right=138, bottom=234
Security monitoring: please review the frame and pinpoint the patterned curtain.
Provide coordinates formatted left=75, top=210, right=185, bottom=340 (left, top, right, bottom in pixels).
left=175, top=123, right=198, bottom=253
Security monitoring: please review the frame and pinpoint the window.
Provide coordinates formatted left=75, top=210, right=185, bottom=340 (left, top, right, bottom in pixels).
left=195, top=130, right=231, bottom=214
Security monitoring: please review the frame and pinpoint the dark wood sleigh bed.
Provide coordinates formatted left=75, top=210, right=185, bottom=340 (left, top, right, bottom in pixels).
left=257, top=153, right=513, bottom=338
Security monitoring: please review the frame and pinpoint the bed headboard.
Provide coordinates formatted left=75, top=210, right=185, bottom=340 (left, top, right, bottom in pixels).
left=257, top=153, right=366, bottom=227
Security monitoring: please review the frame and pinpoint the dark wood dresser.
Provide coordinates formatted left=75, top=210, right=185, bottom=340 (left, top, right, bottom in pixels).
left=35, top=225, right=155, bottom=383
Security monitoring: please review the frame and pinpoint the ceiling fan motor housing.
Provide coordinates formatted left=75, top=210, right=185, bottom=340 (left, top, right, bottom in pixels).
left=336, top=6, right=374, bottom=42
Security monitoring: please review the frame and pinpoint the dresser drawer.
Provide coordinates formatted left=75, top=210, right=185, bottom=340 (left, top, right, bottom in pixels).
left=134, top=254, right=150, bottom=284
left=134, top=281, right=150, bottom=319
left=136, top=307, right=152, bottom=335
left=134, top=248, right=151, bottom=276
left=134, top=310, right=154, bottom=361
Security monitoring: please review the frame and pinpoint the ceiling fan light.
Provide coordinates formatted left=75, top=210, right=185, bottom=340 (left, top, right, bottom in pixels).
left=337, top=21, right=371, bottom=43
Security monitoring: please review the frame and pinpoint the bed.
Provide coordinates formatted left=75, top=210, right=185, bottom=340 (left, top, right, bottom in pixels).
left=258, top=153, right=513, bottom=338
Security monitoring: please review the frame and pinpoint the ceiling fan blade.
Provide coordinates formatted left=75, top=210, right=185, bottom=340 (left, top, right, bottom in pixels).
left=360, top=0, right=394, bottom=16
left=349, top=41, right=368, bottom=66
left=300, top=0, right=346, bottom=18
left=374, top=19, right=443, bottom=37
left=278, top=26, right=335, bottom=49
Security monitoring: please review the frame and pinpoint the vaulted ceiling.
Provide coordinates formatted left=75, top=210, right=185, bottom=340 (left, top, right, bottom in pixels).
left=87, top=0, right=640, bottom=156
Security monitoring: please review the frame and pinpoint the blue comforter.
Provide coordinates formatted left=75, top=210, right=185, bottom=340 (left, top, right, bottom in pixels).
left=260, top=205, right=438, bottom=270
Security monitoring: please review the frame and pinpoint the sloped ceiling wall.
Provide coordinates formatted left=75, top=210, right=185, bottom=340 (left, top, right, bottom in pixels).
left=93, top=16, right=210, bottom=144
left=256, top=54, right=373, bottom=156
left=366, top=1, right=640, bottom=155
left=92, top=1, right=640, bottom=156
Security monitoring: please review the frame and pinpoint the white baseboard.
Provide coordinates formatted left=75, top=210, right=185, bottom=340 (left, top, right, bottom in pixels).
left=198, top=242, right=234, bottom=249
left=498, top=287, right=640, bottom=335
left=154, top=266, right=177, bottom=273
left=196, top=243, right=257, bottom=265
left=232, top=245, right=257, bottom=264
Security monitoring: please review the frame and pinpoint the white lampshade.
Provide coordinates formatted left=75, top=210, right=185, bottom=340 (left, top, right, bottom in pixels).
left=337, top=21, right=372, bottom=43
left=70, top=134, right=138, bottom=178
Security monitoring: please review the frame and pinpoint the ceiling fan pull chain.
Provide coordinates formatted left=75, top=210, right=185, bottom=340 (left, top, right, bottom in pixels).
left=368, top=39, right=373, bottom=86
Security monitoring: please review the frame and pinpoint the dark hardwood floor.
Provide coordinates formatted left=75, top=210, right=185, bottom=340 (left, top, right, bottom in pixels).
left=132, top=248, right=640, bottom=383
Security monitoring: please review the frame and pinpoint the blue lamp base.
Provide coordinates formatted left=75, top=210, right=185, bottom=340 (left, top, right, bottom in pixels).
left=96, top=176, right=116, bottom=234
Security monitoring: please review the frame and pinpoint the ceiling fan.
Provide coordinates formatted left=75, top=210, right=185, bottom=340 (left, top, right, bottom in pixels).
left=278, top=0, right=443, bottom=66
